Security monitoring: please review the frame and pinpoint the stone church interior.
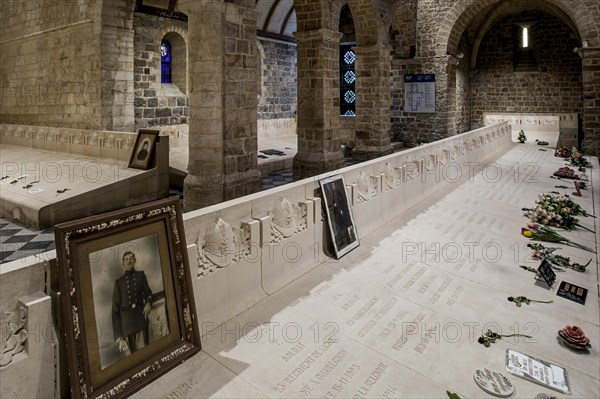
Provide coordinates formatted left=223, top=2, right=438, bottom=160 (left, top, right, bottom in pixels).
left=1, top=0, right=599, bottom=397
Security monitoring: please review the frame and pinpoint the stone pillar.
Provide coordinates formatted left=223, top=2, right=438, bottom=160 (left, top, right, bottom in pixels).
left=180, top=0, right=262, bottom=211
left=294, top=29, right=345, bottom=179
left=100, top=1, right=135, bottom=131
left=580, top=47, right=600, bottom=158
left=352, top=44, right=394, bottom=161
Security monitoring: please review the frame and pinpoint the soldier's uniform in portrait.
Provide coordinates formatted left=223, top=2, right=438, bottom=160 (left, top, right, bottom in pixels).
left=112, top=269, right=153, bottom=353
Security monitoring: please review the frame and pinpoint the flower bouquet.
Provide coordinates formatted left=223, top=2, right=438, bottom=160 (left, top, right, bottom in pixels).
left=570, top=148, right=593, bottom=168
left=517, top=130, right=527, bottom=143
left=552, top=166, right=580, bottom=179
left=528, top=243, right=591, bottom=272
left=555, top=145, right=571, bottom=158
left=521, top=222, right=594, bottom=252
left=523, top=192, right=594, bottom=231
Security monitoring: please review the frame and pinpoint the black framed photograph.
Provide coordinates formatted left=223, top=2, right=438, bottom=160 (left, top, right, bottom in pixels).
left=320, top=175, right=359, bottom=258
left=128, top=129, right=159, bottom=170
left=54, top=197, right=200, bottom=398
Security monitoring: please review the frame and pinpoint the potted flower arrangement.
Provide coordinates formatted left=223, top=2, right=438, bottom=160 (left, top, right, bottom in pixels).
left=517, top=130, right=527, bottom=143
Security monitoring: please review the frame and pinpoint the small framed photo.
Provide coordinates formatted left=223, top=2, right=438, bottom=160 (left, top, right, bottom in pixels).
left=320, top=175, right=359, bottom=258
left=54, top=197, right=200, bottom=398
left=128, top=129, right=159, bottom=170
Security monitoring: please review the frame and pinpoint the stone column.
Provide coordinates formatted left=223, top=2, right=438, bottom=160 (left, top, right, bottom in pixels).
left=180, top=0, right=262, bottom=211
left=100, top=1, right=135, bottom=131
left=294, top=29, right=345, bottom=179
left=352, top=44, right=394, bottom=161
left=580, top=47, right=600, bottom=158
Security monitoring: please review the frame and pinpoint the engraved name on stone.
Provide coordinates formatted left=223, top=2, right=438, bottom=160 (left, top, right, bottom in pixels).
left=163, top=378, right=197, bottom=399
left=446, top=285, right=464, bottom=306
left=429, top=277, right=453, bottom=304
left=341, top=295, right=360, bottom=311
left=307, top=349, right=348, bottom=387
left=386, top=262, right=416, bottom=289
left=392, top=312, right=426, bottom=350
left=310, top=281, right=336, bottom=299
left=400, top=267, right=427, bottom=292
left=281, top=342, right=306, bottom=362
left=332, top=362, right=389, bottom=399
left=379, top=309, right=408, bottom=338
left=313, top=362, right=360, bottom=397
left=346, top=297, right=380, bottom=326
left=272, top=340, right=335, bottom=393
left=417, top=275, right=438, bottom=295
left=414, top=324, right=439, bottom=353
left=356, top=297, right=398, bottom=337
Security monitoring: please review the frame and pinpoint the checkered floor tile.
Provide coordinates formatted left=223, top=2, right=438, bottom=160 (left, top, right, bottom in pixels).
left=0, top=220, right=55, bottom=264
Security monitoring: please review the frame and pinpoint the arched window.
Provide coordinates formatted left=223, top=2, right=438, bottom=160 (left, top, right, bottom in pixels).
left=161, top=39, right=172, bottom=83
left=340, top=46, right=356, bottom=116
left=339, top=5, right=356, bottom=116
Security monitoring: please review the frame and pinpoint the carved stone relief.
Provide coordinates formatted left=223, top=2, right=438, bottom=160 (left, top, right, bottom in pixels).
left=0, top=305, right=27, bottom=367
left=196, top=218, right=251, bottom=277
left=103, top=134, right=116, bottom=148
left=384, top=163, right=402, bottom=191
left=450, top=145, right=459, bottom=160
left=356, top=171, right=378, bottom=204
left=125, top=136, right=136, bottom=150
left=270, top=197, right=307, bottom=243
left=404, top=159, right=421, bottom=180
left=425, top=154, right=437, bottom=172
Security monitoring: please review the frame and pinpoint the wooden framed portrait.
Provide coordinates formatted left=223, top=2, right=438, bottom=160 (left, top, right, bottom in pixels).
left=128, top=129, right=159, bottom=170
left=319, top=175, right=359, bottom=258
left=54, top=197, right=200, bottom=398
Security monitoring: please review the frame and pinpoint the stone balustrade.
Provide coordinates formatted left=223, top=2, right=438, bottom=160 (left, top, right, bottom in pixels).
left=484, top=112, right=578, bottom=147
left=0, top=122, right=512, bottom=397
left=0, top=123, right=140, bottom=164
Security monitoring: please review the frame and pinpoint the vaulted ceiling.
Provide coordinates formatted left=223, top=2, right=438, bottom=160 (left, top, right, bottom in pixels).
left=255, top=0, right=296, bottom=38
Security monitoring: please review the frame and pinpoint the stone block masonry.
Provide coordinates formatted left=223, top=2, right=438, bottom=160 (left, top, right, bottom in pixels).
left=257, top=38, right=297, bottom=121
left=133, top=13, right=189, bottom=130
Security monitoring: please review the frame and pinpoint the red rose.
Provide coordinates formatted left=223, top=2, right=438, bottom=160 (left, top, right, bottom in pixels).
left=560, top=325, right=590, bottom=346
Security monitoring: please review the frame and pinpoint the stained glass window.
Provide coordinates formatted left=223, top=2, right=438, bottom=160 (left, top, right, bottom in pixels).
left=161, top=39, right=172, bottom=84
left=340, top=45, right=356, bottom=116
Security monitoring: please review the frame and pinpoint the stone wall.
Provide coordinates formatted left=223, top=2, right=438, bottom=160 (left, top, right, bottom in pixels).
left=470, top=10, right=582, bottom=128
left=133, top=13, right=189, bottom=130
left=257, top=38, right=297, bottom=121
left=0, top=1, right=103, bottom=129
left=390, top=58, right=450, bottom=146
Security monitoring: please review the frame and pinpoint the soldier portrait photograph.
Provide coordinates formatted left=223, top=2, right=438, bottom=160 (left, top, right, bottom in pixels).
left=88, top=234, right=170, bottom=370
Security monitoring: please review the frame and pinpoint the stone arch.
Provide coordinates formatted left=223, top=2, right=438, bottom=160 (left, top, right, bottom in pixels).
left=389, top=0, right=417, bottom=58
left=344, top=0, right=382, bottom=46
left=156, top=26, right=188, bottom=93
left=256, top=39, right=267, bottom=107
left=468, top=0, right=581, bottom=69
left=436, top=0, right=599, bottom=58
left=293, top=0, right=325, bottom=32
